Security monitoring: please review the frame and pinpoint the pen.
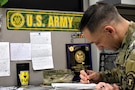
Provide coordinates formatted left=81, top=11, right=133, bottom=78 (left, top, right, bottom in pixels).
left=82, top=65, right=92, bottom=83
left=85, top=70, right=90, bottom=83
left=85, top=70, right=94, bottom=83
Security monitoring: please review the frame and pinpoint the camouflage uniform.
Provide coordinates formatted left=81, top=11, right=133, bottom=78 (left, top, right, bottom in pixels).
left=99, top=21, right=135, bottom=90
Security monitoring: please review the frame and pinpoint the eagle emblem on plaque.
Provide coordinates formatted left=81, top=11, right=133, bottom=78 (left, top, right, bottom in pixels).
left=66, top=43, right=92, bottom=81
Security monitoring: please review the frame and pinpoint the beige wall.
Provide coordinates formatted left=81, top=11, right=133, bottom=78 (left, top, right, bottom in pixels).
left=0, top=0, right=102, bottom=86
left=0, top=8, right=87, bottom=86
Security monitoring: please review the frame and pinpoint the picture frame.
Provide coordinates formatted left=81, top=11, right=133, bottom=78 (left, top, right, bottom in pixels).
left=99, top=52, right=118, bottom=71
left=66, top=43, right=92, bottom=81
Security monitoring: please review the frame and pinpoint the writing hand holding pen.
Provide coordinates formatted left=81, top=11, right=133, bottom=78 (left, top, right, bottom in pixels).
left=80, top=70, right=121, bottom=90
left=80, top=70, right=101, bottom=84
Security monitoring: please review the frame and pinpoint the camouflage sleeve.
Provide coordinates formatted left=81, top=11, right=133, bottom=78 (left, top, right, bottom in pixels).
left=99, top=68, right=124, bottom=83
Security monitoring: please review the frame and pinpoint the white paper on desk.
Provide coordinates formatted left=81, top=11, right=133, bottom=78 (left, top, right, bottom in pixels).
left=30, top=32, right=54, bottom=70
left=0, top=42, right=10, bottom=76
left=51, top=83, right=96, bottom=89
left=0, top=86, right=17, bottom=90
left=10, top=43, right=31, bottom=61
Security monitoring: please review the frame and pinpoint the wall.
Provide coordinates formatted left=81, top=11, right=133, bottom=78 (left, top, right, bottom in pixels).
left=0, top=0, right=101, bottom=86
left=0, top=8, right=87, bottom=86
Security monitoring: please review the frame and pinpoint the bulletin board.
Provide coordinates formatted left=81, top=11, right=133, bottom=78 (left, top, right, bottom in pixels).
left=0, top=8, right=83, bottom=86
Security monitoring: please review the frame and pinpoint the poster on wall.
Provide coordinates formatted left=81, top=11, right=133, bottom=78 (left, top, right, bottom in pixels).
left=66, top=43, right=92, bottom=81
left=30, top=32, right=54, bottom=70
left=10, top=43, right=31, bottom=61
left=0, top=42, right=10, bottom=76
left=6, top=9, right=83, bottom=32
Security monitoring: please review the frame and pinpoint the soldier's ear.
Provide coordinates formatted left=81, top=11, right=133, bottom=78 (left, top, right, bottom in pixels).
left=104, top=25, right=115, bottom=35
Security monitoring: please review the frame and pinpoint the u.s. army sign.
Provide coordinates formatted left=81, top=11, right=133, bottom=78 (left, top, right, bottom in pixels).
left=6, top=10, right=83, bottom=32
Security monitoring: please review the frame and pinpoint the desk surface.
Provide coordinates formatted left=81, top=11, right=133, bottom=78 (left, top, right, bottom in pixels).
left=24, top=86, right=94, bottom=90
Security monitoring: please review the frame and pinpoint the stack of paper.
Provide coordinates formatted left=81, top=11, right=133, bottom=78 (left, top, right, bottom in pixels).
left=51, top=83, right=96, bottom=89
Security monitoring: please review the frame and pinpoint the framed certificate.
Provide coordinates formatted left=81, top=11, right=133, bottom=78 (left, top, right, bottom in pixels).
left=66, top=43, right=92, bottom=81
left=99, top=52, right=118, bottom=71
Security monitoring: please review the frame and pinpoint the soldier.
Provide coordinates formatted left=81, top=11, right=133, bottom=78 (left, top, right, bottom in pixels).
left=79, top=2, right=135, bottom=90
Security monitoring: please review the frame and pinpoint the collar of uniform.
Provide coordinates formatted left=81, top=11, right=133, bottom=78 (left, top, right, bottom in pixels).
left=119, top=21, right=135, bottom=50
left=116, top=21, right=135, bottom=65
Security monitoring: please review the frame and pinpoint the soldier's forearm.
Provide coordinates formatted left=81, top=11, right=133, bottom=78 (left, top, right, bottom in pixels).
left=99, top=69, right=121, bottom=83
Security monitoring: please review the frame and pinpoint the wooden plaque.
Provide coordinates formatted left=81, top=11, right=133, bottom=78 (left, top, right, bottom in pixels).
left=66, top=43, right=92, bottom=81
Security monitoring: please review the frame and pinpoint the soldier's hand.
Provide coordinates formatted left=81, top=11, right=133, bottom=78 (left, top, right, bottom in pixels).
left=96, top=82, right=120, bottom=90
left=80, top=70, right=100, bottom=84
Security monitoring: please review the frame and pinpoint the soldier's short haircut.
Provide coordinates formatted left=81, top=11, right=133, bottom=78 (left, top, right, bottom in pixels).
left=79, top=3, right=121, bottom=33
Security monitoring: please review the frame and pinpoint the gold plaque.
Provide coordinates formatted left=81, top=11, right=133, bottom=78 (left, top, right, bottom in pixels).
left=75, top=50, right=85, bottom=63
left=66, top=43, right=92, bottom=81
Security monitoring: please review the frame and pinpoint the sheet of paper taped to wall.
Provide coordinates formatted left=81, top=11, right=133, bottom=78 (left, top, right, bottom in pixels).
left=51, top=83, right=96, bottom=89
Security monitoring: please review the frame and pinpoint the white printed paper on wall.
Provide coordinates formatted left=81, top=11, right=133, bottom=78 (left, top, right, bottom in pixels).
left=10, top=43, right=31, bottom=61
left=0, top=42, right=10, bottom=76
left=30, top=32, right=54, bottom=70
